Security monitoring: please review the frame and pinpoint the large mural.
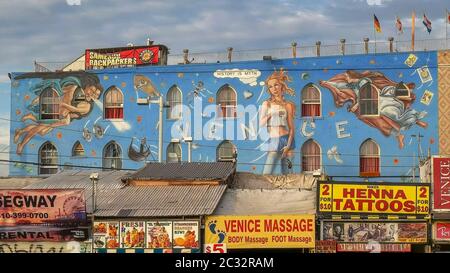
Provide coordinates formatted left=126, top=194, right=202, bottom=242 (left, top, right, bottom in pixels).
left=9, top=51, right=441, bottom=179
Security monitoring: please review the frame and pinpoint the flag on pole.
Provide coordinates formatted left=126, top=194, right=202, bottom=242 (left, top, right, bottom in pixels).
left=412, top=11, right=415, bottom=51
left=447, top=9, right=450, bottom=23
left=423, top=13, right=432, bottom=33
left=374, top=14, right=382, bottom=33
left=396, top=16, right=403, bottom=34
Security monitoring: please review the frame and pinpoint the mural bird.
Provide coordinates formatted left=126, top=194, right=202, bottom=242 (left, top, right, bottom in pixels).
left=134, top=75, right=160, bottom=97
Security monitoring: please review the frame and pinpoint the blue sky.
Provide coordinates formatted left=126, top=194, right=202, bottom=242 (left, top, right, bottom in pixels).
left=0, top=0, right=449, bottom=175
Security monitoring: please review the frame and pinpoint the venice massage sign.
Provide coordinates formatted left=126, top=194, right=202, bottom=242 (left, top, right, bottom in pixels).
left=205, top=215, right=315, bottom=249
left=318, top=182, right=429, bottom=215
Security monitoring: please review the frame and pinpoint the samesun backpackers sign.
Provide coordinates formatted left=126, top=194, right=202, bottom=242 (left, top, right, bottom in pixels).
left=318, top=182, right=429, bottom=215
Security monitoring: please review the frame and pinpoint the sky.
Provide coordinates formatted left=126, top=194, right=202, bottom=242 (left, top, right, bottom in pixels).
left=0, top=0, right=449, bottom=175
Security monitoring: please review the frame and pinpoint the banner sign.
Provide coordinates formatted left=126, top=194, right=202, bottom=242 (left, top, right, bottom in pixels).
left=205, top=215, right=315, bottom=249
left=318, top=182, right=429, bottom=215
left=0, top=225, right=88, bottom=242
left=315, top=240, right=337, bottom=253
left=322, top=222, right=427, bottom=243
left=0, top=241, right=82, bottom=253
left=85, top=46, right=159, bottom=69
left=434, top=222, right=450, bottom=241
left=0, top=189, right=86, bottom=226
left=120, top=221, right=145, bottom=248
left=173, top=221, right=199, bottom=249
left=432, top=157, right=450, bottom=210
left=337, top=243, right=411, bottom=252
left=93, top=220, right=199, bottom=251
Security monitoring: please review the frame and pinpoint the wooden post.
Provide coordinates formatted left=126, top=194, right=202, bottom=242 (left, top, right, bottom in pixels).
left=291, top=42, right=297, bottom=58
left=340, top=39, right=346, bottom=55
left=364, top=38, right=370, bottom=54
left=316, top=41, right=321, bottom=57
left=388, top=37, right=394, bottom=52
left=183, top=49, right=189, bottom=64
left=227, top=47, right=233, bottom=63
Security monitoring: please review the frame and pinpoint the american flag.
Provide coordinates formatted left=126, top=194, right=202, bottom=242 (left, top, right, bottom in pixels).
left=423, top=13, right=432, bottom=34
left=396, top=16, right=403, bottom=34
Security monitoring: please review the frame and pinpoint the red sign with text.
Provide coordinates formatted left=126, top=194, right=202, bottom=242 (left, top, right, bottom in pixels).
left=85, top=46, right=159, bottom=69
left=435, top=222, right=450, bottom=241
left=433, top=157, right=450, bottom=210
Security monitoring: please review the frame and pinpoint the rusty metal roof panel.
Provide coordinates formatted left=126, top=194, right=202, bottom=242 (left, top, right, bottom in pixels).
left=125, top=162, right=235, bottom=181
left=93, top=185, right=227, bottom=217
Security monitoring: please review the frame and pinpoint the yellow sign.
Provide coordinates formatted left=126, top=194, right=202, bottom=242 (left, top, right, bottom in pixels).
left=318, top=182, right=430, bottom=215
left=205, top=215, right=315, bottom=249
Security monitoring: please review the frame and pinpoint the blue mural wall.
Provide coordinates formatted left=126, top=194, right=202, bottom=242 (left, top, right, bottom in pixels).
left=9, top=51, right=439, bottom=180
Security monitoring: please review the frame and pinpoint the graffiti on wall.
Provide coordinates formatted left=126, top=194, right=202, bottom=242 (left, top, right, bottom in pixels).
left=320, top=70, right=428, bottom=149
left=13, top=72, right=103, bottom=155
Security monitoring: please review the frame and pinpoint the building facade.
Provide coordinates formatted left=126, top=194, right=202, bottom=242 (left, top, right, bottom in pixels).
left=9, top=50, right=448, bottom=178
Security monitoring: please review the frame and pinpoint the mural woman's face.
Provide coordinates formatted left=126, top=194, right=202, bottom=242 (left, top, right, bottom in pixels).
left=267, top=79, right=283, bottom=98
left=85, top=86, right=101, bottom=101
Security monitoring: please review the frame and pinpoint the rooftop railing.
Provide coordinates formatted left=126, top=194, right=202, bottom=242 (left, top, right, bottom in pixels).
left=34, top=38, right=450, bottom=72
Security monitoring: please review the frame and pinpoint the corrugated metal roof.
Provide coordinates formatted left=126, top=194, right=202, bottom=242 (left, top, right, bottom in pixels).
left=23, top=170, right=227, bottom=216
left=93, top=185, right=227, bottom=217
left=213, top=188, right=316, bottom=215
left=125, top=162, right=235, bottom=181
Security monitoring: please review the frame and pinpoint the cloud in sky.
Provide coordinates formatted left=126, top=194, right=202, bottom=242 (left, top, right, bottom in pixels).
left=366, top=0, right=392, bottom=6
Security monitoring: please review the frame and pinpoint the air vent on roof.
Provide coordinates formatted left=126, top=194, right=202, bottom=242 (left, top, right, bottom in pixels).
left=117, top=209, right=133, bottom=217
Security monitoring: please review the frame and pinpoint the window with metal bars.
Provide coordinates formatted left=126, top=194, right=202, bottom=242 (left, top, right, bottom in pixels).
left=166, top=85, right=182, bottom=120
left=40, top=88, right=60, bottom=120
left=103, top=141, right=122, bottom=170
left=217, top=84, right=237, bottom=118
left=301, top=84, right=321, bottom=117
left=166, top=142, right=182, bottom=163
left=72, top=141, right=85, bottom=157
left=39, top=142, right=58, bottom=175
left=359, top=82, right=379, bottom=116
left=360, top=138, right=380, bottom=177
left=301, top=139, right=321, bottom=172
left=216, top=140, right=237, bottom=162
left=104, top=86, right=124, bottom=119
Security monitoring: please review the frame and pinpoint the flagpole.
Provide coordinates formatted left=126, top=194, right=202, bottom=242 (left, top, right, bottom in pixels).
left=446, top=8, right=448, bottom=49
left=412, top=10, right=415, bottom=52
left=374, top=14, right=377, bottom=53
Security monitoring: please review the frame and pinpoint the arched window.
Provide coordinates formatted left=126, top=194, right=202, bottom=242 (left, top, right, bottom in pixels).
left=167, top=142, right=182, bottom=163
left=103, top=141, right=122, bottom=170
left=167, top=85, right=182, bottom=120
left=301, top=84, right=321, bottom=117
left=39, top=142, right=58, bottom=175
left=72, top=141, right=85, bottom=157
left=359, top=82, right=379, bottom=116
left=104, top=86, right=124, bottom=119
left=40, top=87, right=60, bottom=120
left=217, top=84, right=237, bottom=118
left=395, top=82, right=410, bottom=98
left=360, top=138, right=380, bottom=177
left=216, top=140, right=237, bottom=162
left=301, top=139, right=321, bottom=172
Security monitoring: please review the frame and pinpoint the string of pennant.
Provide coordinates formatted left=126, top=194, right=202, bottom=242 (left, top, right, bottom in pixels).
left=373, top=10, right=450, bottom=35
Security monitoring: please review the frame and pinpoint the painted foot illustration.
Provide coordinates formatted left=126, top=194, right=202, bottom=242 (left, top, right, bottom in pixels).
left=217, top=230, right=226, bottom=244
left=14, top=129, right=22, bottom=144
left=208, top=220, right=217, bottom=234
left=397, top=134, right=405, bottom=150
